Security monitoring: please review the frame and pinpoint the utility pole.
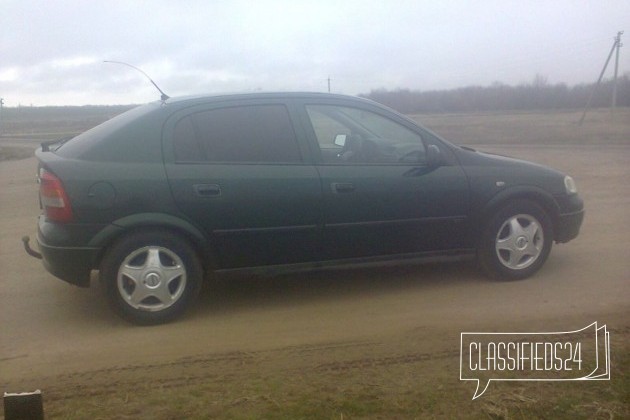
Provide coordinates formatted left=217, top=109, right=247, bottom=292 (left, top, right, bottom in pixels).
left=327, top=76, right=331, bottom=93
left=0, top=98, right=4, bottom=136
left=611, top=31, right=624, bottom=112
left=579, top=32, right=622, bottom=125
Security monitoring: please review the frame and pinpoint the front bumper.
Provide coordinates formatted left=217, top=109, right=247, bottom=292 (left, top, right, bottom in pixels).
left=553, top=192, right=584, bottom=244
left=555, top=209, right=584, bottom=243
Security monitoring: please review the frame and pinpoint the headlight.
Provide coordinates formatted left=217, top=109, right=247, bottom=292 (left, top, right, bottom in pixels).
left=564, top=176, right=578, bottom=195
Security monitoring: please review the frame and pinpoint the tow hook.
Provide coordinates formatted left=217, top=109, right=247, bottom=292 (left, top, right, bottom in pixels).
left=22, top=236, right=42, bottom=259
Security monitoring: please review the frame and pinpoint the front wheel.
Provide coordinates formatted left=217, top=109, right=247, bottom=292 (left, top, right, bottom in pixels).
left=478, top=200, right=553, bottom=280
left=100, top=230, right=202, bottom=325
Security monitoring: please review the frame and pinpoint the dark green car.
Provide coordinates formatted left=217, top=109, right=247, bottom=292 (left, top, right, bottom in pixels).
left=26, top=93, right=584, bottom=324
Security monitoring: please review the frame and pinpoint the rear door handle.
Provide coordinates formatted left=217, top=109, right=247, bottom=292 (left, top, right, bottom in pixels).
left=193, top=183, right=221, bottom=197
left=332, top=182, right=355, bottom=193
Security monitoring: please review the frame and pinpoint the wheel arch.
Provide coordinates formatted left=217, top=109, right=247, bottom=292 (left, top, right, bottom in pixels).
left=475, top=186, right=561, bottom=241
left=89, top=213, right=217, bottom=272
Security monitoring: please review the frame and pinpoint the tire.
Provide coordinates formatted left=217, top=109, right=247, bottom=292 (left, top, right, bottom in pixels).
left=100, top=230, right=202, bottom=325
left=478, top=200, right=553, bottom=281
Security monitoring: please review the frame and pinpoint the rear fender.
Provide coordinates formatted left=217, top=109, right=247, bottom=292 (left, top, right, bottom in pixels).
left=89, top=213, right=216, bottom=270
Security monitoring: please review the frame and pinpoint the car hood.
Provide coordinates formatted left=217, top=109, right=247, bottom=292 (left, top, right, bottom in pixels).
left=452, top=145, right=568, bottom=196
left=455, top=146, right=558, bottom=172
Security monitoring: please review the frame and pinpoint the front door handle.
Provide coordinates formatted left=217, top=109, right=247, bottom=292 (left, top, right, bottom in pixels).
left=194, top=183, right=221, bottom=197
left=332, top=182, right=355, bottom=193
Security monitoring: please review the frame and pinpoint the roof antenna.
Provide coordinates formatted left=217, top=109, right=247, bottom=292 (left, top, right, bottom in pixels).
left=104, top=60, right=170, bottom=101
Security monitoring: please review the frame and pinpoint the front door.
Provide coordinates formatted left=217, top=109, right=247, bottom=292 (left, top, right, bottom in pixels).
left=301, top=103, right=470, bottom=260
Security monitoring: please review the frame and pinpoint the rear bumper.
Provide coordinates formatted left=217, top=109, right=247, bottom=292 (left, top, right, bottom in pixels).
left=36, top=216, right=101, bottom=287
left=37, top=236, right=98, bottom=287
left=555, top=209, right=584, bottom=243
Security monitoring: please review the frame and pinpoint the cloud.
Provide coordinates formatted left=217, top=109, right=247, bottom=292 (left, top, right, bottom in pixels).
left=1, top=0, right=628, bottom=105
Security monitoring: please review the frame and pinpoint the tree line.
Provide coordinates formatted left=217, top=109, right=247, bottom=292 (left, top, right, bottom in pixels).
left=361, top=73, right=630, bottom=113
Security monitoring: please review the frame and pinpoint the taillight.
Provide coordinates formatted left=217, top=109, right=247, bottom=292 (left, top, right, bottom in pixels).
left=39, top=168, right=74, bottom=223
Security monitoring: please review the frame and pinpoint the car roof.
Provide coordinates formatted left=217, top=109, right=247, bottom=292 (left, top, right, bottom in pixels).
left=160, top=91, right=377, bottom=106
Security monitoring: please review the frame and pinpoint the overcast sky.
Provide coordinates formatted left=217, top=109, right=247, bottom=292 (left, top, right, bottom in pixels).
left=1, top=0, right=629, bottom=106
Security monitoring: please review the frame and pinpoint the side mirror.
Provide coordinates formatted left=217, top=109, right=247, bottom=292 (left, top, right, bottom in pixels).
left=334, top=134, right=347, bottom=147
left=426, top=144, right=442, bottom=167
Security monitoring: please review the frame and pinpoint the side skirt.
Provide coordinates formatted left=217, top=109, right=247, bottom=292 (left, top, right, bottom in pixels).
left=213, top=248, right=475, bottom=277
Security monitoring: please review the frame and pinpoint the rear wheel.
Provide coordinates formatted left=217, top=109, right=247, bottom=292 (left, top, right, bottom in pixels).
left=101, top=230, right=202, bottom=325
left=478, top=200, right=553, bottom=280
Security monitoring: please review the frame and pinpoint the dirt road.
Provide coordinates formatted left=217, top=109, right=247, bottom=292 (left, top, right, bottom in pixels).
left=1, top=144, right=628, bottom=417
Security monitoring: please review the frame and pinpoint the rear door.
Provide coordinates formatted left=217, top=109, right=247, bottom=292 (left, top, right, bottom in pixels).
left=163, top=99, right=322, bottom=269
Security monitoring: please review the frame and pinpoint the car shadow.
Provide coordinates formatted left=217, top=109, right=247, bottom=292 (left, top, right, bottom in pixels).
left=192, top=260, right=486, bottom=318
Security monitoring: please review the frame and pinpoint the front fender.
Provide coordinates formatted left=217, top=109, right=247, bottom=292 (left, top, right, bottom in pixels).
left=472, top=186, right=561, bottom=236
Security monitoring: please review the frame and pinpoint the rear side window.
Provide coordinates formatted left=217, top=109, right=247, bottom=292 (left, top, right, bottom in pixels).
left=173, top=105, right=302, bottom=163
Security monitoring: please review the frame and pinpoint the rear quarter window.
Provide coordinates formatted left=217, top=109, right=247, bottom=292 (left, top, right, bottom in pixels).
left=54, top=103, right=160, bottom=160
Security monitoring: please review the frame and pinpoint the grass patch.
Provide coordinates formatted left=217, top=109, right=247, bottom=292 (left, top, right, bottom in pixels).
left=25, top=337, right=628, bottom=419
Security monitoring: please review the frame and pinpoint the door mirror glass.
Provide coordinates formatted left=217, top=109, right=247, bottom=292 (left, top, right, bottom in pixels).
left=427, top=144, right=442, bottom=167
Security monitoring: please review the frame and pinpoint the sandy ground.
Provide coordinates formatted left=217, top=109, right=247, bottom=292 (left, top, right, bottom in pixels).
left=0, top=144, right=628, bottom=412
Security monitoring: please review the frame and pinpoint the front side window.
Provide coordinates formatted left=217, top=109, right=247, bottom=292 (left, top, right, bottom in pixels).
left=174, top=105, right=302, bottom=163
left=306, top=105, right=426, bottom=164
